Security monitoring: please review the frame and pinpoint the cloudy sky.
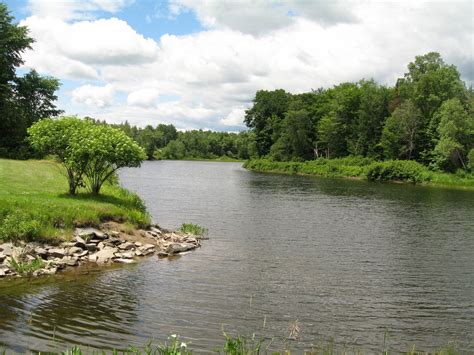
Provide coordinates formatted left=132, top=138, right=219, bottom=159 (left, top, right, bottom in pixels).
left=5, top=0, right=474, bottom=131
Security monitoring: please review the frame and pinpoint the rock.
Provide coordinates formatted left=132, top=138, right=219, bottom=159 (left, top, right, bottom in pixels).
left=73, top=236, right=86, bottom=248
left=108, top=238, right=122, bottom=246
left=76, top=250, right=89, bottom=258
left=118, top=242, right=135, bottom=250
left=120, top=251, right=134, bottom=259
left=0, top=269, right=6, bottom=277
left=151, top=227, right=163, bottom=235
left=114, top=258, right=135, bottom=264
left=66, top=257, right=78, bottom=267
left=97, top=242, right=105, bottom=250
left=157, top=251, right=169, bottom=257
left=26, top=254, right=36, bottom=262
left=88, top=253, right=98, bottom=262
left=135, top=250, right=144, bottom=257
left=48, top=248, right=66, bottom=258
left=44, top=267, right=57, bottom=275
left=68, top=246, right=83, bottom=255
left=110, top=231, right=120, bottom=237
left=61, top=242, right=76, bottom=248
left=0, top=253, right=5, bottom=263
left=85, top=243, right=98, bottom=252
left=134, top=241, right=143, bottom=247
left=0, top=243, right=13, bottom=256
left=51, top=258, right=66, bottom=269
left=75, top=227, right=107, bottom=240
left=143, top=243, right=155, bottom=250
left=95, top=247, right=118, bottom=264
left=167, top=243, right=197, bottom=254
left=88, top=239, right=101, bottom=244
left=34, top=247, right=48, bottom=259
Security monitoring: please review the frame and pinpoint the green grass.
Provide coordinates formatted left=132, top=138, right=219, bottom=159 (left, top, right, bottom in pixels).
left=0, top=159, right=150, bottom=242
left=9, top=257, right=45, bottom=276
left=244, top=158, right=474, bottom=190
left=179, top=223, right=208, bottom=236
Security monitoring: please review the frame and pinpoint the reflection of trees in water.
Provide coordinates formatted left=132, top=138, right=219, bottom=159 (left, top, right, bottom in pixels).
left=0, top=264, right=143, bottom=350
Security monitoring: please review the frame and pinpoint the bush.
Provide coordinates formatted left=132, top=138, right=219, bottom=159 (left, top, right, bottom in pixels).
left=0, top=210, right=42, bottom=241
left=366, top=160, right=431, bottom=183
left=179, top=223, right=208, bottom=236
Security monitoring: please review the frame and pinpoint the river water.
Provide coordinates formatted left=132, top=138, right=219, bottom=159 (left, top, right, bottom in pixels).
left=1, top=161, right=473, bottom=353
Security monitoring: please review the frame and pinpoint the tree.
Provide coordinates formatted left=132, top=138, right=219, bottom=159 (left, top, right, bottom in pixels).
left=381, top=100, right=422, bottom=160
left=433, top=99, right=473, bottom=171
left=28, top=117, right=93, bottom=194
left=29, top=117, right=146, bottom=195
left=0, top=4, right=62, bottom=157
left=244, top=89, right=291, bottom=156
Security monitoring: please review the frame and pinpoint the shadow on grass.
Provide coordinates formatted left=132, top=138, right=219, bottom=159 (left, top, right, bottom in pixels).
left=57, top=192, right=146, bottom=212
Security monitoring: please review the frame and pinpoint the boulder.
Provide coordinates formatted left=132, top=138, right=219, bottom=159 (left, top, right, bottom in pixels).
left=75, top=227, right=107, bottom=240
left=73, top=236, right=86, bottom=248
left=0, top=243, right=13, bottom=256
left=167, top=243, right=197, bottom=254
left=95, top=247, right=118, bottom=264
left=85, top=243, right=98, bottom=252
left=118, top=242, right=135, bottom=251
left=88, top=253, right=98, bottom=263
left=76, top=250, right=89, bottom=258
left=48, top=248, right=66, bottom=258
left=34, top=247, right=48, bottom=259
left=68, top=246, right=83, bottom=255
left=120, top=251, right=135, bottom=259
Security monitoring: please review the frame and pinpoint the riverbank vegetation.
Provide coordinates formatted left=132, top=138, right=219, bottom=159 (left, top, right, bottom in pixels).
left=242, top=52, right=473, bottom=186
left=0, top=159, right=150, bottom=243
left=33, top=333, right=461, bottom=355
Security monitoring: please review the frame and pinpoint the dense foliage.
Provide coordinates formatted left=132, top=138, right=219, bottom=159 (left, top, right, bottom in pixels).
left=28, top=117, right=146, bottom=195
left=244, top=53, right=473, bottom=173
left=0, top=4, right=62, bottom=158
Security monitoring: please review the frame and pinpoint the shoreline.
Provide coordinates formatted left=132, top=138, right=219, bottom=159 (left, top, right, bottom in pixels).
left=0, top=222, right=204, bottom=279
left=244, top=159, right=474, bottom=191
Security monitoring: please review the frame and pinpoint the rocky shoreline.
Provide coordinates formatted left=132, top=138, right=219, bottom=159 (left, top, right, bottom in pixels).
left=0, top=224, right=203, bottom=279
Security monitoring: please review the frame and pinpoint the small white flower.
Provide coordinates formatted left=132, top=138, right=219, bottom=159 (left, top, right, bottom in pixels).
left=170, top=334, right=177, bottom=338
left=180, top=342, right=187, bottom=348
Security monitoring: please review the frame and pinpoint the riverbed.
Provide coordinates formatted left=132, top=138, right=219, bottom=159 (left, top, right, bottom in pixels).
left=1, top=161, right=473, bottom=352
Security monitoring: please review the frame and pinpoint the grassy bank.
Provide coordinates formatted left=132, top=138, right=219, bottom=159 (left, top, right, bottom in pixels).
left=0, top=159, right=150, bottom=243
left=244, top=158, right=474, bottom=190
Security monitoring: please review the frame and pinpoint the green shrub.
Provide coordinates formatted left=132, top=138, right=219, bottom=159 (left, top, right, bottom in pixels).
left=366, top=160, right=431, bottom=183
left=0, top=211, right=42, bottom=241
left=179, top=223, right=208, bottom=236
left=10, top=257, right=45, bottom=276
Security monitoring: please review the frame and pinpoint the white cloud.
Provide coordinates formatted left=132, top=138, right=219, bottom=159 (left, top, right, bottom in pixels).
left=72, top=84, right=115, bottom=108
left=127, top=89, right=161, bottom=108
left=19, top=0, right=474, bottom=131
left=169, top=0, right=358, bottom=35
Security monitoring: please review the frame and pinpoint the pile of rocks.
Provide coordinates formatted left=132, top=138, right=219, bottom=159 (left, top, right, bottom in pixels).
left=0, top=225, right=202, bottom=278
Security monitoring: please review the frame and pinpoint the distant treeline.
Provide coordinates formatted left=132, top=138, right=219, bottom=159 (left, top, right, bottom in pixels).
left=243, top=52, right=473, bottom=173
left=106, top=122, right=257, bottom=161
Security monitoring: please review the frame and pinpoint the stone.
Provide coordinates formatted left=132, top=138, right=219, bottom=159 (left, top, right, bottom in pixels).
left=0, top=269, right=6, bottom=277
left=157, top=251, right=169, bottom=257
left=68, top=246, right=83, bottom=255
left=134, top=241, right=143, bottom=247
left=88, top=253, right=98, bottom=262
left=167, top=243, right=197, bottom=254
left=76, top=250, right=89, bottom=258
left=34, top=247, right=48, bottom=259
left=75, top=227, right=106, bottom=240
left=120, top=251, right=134, bottom=259
left=44, top=267, right=57, bottom=275
left=0, top=243, right=13, bottom=256
left=143, top=244, right=156, bottom=250
left=114, top=258, right=135, bottom=264
left=73, top=236, right=86, bottom=248
left=66, top=257, right=78, bottom=267
left=118, top=242, right=135, bottom=250
left=134, top=250, right=144, bottom=257
left=108, top=238, right=122, bottom=246
left=95, top=247, right=118, bottom=264
left=97, top=242, right=105, bottom=250
left=85, top=243, right=98, bottom=252
left=48, top=248, right=66, bottom=258
left=0, top=253, right=5, bottom=263
left=61, top=242, right=76, bottom=248
left=88, top=239, right=101, bottom=244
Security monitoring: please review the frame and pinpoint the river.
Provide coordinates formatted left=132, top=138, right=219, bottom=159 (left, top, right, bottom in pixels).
left=1, top=161, right=473, bottom=352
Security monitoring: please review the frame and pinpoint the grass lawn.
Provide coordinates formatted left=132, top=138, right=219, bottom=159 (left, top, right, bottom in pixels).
left=0, top=159, right=150, bottom=242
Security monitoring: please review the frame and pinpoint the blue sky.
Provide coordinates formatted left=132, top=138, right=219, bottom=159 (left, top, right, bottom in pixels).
left=4, top=0, right=473, bottom=131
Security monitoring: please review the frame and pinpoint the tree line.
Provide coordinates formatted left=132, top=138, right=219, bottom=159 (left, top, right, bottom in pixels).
left=244, top=52, right=473, bottom=172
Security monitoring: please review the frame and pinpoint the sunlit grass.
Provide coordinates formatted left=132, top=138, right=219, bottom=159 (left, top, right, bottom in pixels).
left=0, top=159, right=150, bottom=242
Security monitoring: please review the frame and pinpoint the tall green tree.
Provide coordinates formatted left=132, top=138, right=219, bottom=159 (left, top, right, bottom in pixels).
left=0, top=3, right=62, bottom=157
left=381, top=100, right=422, bottom=160
left=433, top=98, right=473, bottom=171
